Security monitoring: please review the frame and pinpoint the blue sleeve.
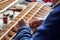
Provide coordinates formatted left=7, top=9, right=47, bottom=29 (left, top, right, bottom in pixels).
left=32, top=10, right=60, bottom=40
left=14, top=10, right=60, bottom=40
left=14, top=25, right=32, bottom=40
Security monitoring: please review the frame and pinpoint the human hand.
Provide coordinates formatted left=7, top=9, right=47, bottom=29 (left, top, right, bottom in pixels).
left=18, top=19, right=29, bottom=26
left=29, top=17, right=43, bottom=28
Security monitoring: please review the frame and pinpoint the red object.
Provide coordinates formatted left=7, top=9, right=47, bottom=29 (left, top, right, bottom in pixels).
left=42, top=0, right=51, bottom=2
left=3, top=17, right=8, bottom=24
left=32, top=0, right=36, bottom=2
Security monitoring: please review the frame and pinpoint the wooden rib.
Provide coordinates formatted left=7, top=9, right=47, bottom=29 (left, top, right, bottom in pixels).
left=2, top=35, right=10, bottom=40
left=7, top=31, right=15, bottom=37
left=27, top=3, right=44, bottom=22
left=24, top=3, right=43, bottom=21
left=41, top=5, right=51, bottom=12
left=9, top=33, right=16, bottom=40
left=0, top=0, right=8, bottom=3
left=0, top=0, right=18, bottom=13
left=34, top=5, right=51, bottom=20
left=37, top=11, right=47, bottom=15
left=35, top=14, right=45, bottom=18
left=0, top=0, right=14, bottom=10
left=11, top=27, right=18, bottom=32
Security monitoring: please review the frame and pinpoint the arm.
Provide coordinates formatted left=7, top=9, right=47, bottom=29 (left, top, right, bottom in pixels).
left=32, top=10, right=60, bottom=40
left=14, top=10, right=60, bottom=40
left=14, top=25, right=32, bottom=40
left=14, top=19, right=32, bottom=40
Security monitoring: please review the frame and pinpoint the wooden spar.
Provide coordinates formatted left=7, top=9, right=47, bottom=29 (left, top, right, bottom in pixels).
left=0, top=0, right=18, bottom=13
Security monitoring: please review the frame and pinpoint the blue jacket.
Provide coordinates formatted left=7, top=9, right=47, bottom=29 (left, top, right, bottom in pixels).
left=14, top=3, right=60, bottom=40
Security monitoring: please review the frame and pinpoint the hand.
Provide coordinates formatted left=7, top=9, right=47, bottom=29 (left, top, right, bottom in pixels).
left=18, top=19, right=29, bottom=26
left=29, top=17, right=43, bottom=28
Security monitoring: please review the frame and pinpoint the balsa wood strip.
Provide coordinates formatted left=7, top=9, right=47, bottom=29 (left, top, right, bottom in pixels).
left=0, top=0, right=18, bottom=13
left=27, top=3, right=44, bottom=22
left=0, top=0, right=14, bottom=10
left=23, top=3, right=43, bottom=21
left=34, top=5, right=52, bottom=20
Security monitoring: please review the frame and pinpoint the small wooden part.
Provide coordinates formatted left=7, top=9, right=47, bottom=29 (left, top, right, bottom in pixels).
left=7, top=31, right=15, bottom=37
left=11, top=26, right=18, bottom=32
left=2, top=35, right=10, bottom=40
